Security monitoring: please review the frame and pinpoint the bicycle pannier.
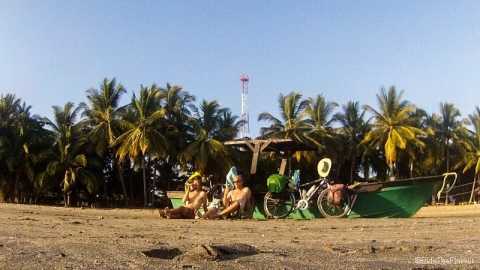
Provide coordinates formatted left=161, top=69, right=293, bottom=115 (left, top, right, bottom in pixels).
left=267, top=174, right=290, bottom=193
left=327, top=184, right=345, bottom=205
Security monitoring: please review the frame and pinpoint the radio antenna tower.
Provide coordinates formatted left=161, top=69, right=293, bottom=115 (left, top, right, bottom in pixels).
left=240, top=74, right=249, bottom=138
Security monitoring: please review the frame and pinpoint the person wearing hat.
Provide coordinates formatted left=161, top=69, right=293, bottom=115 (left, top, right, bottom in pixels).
left=158, top=175, right=208, bottom=219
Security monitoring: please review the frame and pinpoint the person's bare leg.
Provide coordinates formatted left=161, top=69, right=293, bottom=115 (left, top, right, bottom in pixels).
left=158, top=209, right=167, bottom=218
left=197, top=208, right=214, bottom=219
left=207, top=208, right=219, bottom=219
left=196, top=210, right=205, bottom=219
left=211, top=201, right=240, bottom=219
left=164, top=207, right=171, bottom=218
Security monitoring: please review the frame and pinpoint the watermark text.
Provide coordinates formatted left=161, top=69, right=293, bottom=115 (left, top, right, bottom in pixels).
left=415, top=257, right=475, bottom=265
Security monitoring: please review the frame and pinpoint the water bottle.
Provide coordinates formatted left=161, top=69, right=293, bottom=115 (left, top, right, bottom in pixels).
left=306, top=185, right=316, bottom=197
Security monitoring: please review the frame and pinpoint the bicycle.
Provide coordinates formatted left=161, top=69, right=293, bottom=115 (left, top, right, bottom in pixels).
left=263, top=158, right=352, bottom=219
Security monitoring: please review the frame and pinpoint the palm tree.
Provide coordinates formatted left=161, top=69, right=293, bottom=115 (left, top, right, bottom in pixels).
left=178, top=100, right=237, bottom=176
left=36, top=102, right=99, bottom=207
left=0, top=94, right=21, bottom=133
left=159, top=84, right=195, bottom=190
left=400, top=108, right=429, bottom=177
left=0, top=94, right=24, bottom=202
left=304, top=94, right=340, bottom=157
left=436, top=102, right=470, bottom=172
left=0, top=94, right=39, bottom=202
left=420, top=113, right=443, bottom=175
left=361, top=86, right=426, bottom=179
left=454, top=106, right=480, bottom=199
left=162, top=83, right=195, bottom=133
left=214, top=110, right=242, bottom=142
left=258, top=91, right=321, bottom=174
left=258, top=91, right=312, bottom=142
left=334, top=101, right=369, bottom=182
left=114, top=84, right=168, bottom=207
left=80, top=78, right=130, bottom=206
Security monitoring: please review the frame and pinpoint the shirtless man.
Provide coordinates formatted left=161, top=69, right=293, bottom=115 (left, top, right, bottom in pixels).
left=158, top=177, right=208, bottom=219
left=198, top=174, right=252, bottom=219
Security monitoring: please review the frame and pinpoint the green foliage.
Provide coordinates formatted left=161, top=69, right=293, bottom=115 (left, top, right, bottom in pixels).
left=1, top=79, right=479, bottom=206
left=360, top=86, right=426, bottom=177
left=178, top=99, right=239, bottom=175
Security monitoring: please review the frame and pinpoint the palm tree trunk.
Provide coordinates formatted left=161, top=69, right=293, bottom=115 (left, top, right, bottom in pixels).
left=64, top=192, right=68, bottom=207
left=350, top=160, right=356, bottom=184
left=14, top=171, right=21, bottom=203
left=362, top=160, right=369, bottom=181
left=142, top=155, right=147, bottom=207
left=129, top=166, right=134, bottom=206
left=468, top=174, right=477, bottom=203
left=164, top=161, right=172, bottom=190
left=446, top=140, right=450, bottom=172
left=151, top=158, right=157, bottom=206
left=389, top=161, right=395, bottom=180
left=409, top=160, right=413, bottom=178
left=116, top=159, right=129, bottom=207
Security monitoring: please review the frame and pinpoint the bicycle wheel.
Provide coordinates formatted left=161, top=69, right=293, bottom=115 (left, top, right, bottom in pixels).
left=317, top=188, right=351, bottom=218
left=264, top=190, right=295, bottom=219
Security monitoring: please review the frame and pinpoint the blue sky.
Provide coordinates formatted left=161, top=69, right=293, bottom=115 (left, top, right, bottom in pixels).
left=1, top=1, right=479, bottom=137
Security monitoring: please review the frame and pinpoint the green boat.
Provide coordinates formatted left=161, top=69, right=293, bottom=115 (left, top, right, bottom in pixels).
left=346, top=174, right=455, bottom=218
left=246, top=173, right=456, bottom=219
left=224, top=138, right=457, bottom=219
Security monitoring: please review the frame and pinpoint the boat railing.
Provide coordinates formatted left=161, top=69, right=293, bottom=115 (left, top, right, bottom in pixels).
left=436, top=172, right=458, bottom=200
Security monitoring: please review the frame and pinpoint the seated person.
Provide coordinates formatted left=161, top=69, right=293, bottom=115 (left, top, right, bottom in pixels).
left=158, top=176, right=208, bottom=219
left=197, top=184, right=223, bottom=219
left=198, top=174, right=252, bottom=219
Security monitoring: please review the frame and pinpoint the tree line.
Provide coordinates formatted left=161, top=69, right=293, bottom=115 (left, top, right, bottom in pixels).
left=1, top=79, right=479, bottom=207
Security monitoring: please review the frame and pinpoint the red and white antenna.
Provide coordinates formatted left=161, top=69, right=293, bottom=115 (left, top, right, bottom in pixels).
left=240, top=74, right=249, bottom=138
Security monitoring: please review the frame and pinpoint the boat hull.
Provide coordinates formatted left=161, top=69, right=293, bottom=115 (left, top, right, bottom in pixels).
left=347, top=176, right=445, bottom=218
left=169, top=175, right=447, bottom=219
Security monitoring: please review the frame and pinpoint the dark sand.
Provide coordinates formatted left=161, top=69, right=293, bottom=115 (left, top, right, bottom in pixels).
left=1, top=203, right=479, bottom=269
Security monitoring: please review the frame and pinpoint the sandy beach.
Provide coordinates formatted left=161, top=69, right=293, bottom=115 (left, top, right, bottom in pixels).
left=0, top=203, right=479, bottom=269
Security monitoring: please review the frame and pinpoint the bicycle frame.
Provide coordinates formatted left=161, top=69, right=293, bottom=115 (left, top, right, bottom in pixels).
left=292, top=178, right=330, bottom=211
